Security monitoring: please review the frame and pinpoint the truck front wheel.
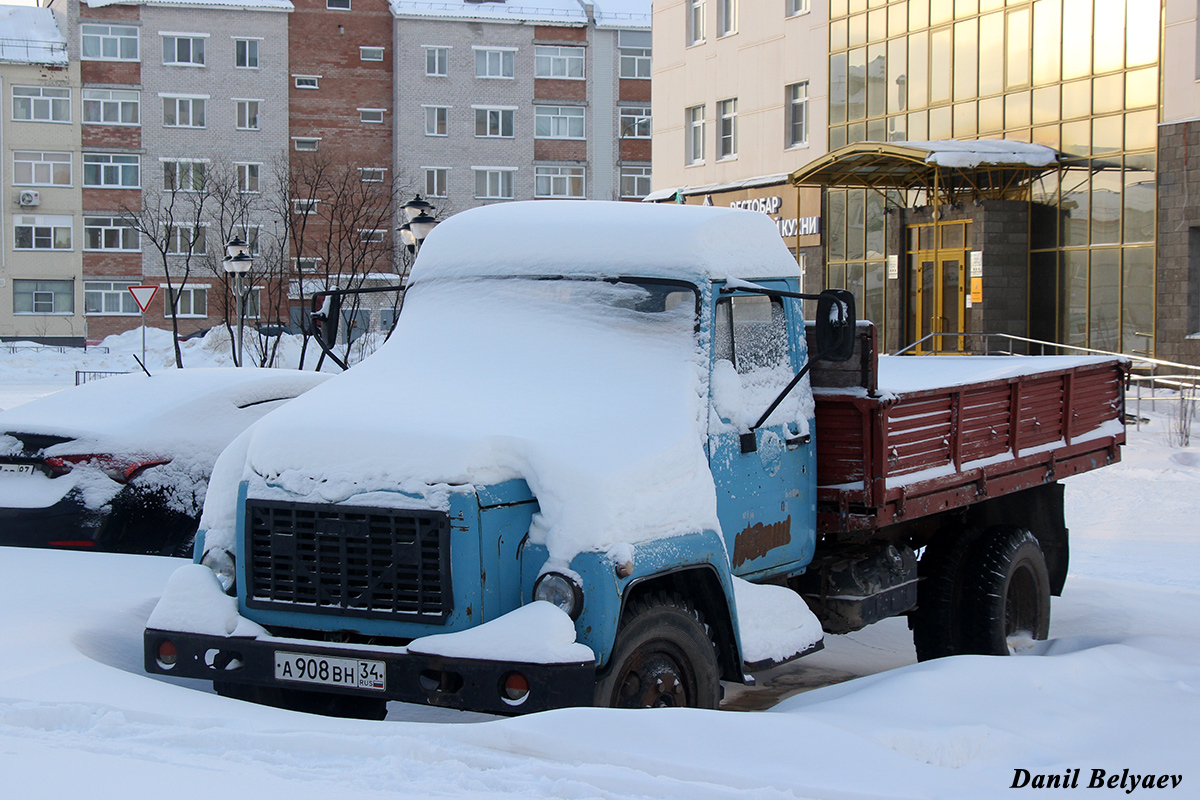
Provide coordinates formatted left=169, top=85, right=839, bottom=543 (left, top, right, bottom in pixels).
left=958, top=527, right=1051, bottom=655
left=594, top=593, right=720, bottom=709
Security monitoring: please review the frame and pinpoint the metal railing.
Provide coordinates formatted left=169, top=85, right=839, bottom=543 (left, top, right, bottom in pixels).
left=2, top=344, right=110, bottom=355
left=75, top=370, right=130, bottom=386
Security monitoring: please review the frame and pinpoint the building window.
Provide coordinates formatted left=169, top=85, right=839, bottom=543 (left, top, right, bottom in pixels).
left=718, top=98, right=737, bottom=159
left=12, top=86, right=70, bottom=123
left=84, top=153, right=140, bottom=188
left=620, top=166, right=652, bottom=199
left=236, top=100, right=260, bottom=130
left=619, top=106, right=651, bottom=138
left=170, top=285, right=208, bottom=317
left=535, top=45, right=584, bottom=79
left=618, top=30, right=651, bottom=79
left=85, top=281, right=140, bottom=315
left=14, top=215, right=72, bottom=251
left=236, top=226, right=260, bottom=255
left=535, top=105, right=585, bottom=139
left=293, top=138, right=320, bottom=151
left=425, top=105, right=448, bottom=136
left=360, top=46, right=384, bottom=61
left=14, top=151, right=71, bottom=186
left=425, top=46, right=448, bottom=76
left=166, top=225, right=206, bottom=256
left=786, top=0, right=809, bottom=16
left=426, top=167, right=448, bottom=197
left=686, top=104, right=706, bottom=164
left=327, top=0, right=350, bottom=8
left=360, top=108, right=385, bottom=123
left=475, top=107, right=515, bottom=138
left=359, top=167, right=386, bottom=183
left=14, top=279, right=73, bottom=314
left=293, top=75, right=319, bottom=89
left=83, top=89, right=139, bottom=125
left=474, top=168, right=515, bottom=199
left=162, top=34, right=206, bottom=66
left=163, top=95, right=206, bottom=128
left=235, top=38, right=259, bottom=68
left=475, top=48, right=515, bottom=79
left=81, top=24, right=139, bottom=61
left=786, top=81, right=808, bottom=147
left=687, top=0, right=706, bottom=45
left=236, top=162, right=260, bottom=193
left=535, top=166, right=585, bottom=198
left=359, top=229, right=386, bottom=243
left=292, top=198, right=319, bottom=215
left=717, top=0, right=737, bottom=36
left=83, top=217, right=139, bottom=251
left=163, top=159, right=206, bottom=192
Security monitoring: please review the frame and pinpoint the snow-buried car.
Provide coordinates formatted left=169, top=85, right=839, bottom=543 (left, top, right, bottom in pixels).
left=145, top=201, right=1126, bottom=715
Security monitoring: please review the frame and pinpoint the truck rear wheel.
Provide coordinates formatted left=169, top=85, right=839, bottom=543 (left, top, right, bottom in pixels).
left=957, top=527, right=1051, bottom=655
left=594, top=592, right=720, bottom=709
left=911, top=527, right=983, bottom=661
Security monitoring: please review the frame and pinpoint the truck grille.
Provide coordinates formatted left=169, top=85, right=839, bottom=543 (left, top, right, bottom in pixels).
left=244, top=499, right=452, bottom=623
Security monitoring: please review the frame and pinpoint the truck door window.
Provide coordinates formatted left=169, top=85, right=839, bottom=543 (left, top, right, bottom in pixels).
left=715, top=295, right=789, bottom=374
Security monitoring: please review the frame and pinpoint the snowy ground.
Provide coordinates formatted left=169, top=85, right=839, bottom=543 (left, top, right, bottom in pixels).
left=1, top=331, right=1197, bottom=799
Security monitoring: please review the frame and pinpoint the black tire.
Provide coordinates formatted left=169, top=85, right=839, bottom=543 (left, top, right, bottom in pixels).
left=594, top=592, right=720, bottom=709
left=957, top=527, right=1051, bottom=655
left=214, top=681, right=388, bottom=720
left=910, top=526, right=984, bottom=661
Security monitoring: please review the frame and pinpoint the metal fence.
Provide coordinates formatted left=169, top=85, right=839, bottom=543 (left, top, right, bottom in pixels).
left=75, top=370, right=129, bottom=386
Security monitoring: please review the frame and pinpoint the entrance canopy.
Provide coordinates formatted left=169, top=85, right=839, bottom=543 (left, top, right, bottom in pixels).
left=790, top=140, right=1058, bottom=205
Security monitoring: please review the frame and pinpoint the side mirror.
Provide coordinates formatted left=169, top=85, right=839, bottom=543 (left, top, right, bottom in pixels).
left=814, top=289, right=856, bottom=363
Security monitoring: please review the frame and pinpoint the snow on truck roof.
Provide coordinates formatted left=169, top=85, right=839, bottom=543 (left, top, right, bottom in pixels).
left=410, top=200, right=802, bottom=286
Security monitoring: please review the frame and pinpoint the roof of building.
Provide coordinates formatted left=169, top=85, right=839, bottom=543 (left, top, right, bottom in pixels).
left=389, top=0, right=649, bottom=28
left=643, top=173, right=793, bottom=203
left=84, top=0, right=293, bottom=11
left=0, top=6, right=68, bottom=66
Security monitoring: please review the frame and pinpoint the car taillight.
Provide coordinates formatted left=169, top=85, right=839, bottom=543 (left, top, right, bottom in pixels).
left=43, top=454, right=170, bottom=483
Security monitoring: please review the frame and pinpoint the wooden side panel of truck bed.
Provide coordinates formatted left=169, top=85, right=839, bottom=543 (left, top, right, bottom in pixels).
left=808, top=326, right=1127, bottom=538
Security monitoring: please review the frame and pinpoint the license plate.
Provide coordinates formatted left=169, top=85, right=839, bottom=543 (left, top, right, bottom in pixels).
left=274, top=651, right=387, bottom=692
left=0, top=464, right=34, bottom=475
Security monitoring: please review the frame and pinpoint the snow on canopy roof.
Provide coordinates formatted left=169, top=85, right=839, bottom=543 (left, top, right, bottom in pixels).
left=0, top=7, right=68, bottom=65
left=592, top=0, right=650, bottom=28
left=389, top=0, right=587, bottom=23
left=410, top=200, right=802, bottom=285
left=85, top=0, right=292, bottom=10
left=890, top=139, right=1058, bottom=169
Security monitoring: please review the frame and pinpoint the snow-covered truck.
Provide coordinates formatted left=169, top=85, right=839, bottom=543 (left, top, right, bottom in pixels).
left=144, top=201, right=1126, bottom=716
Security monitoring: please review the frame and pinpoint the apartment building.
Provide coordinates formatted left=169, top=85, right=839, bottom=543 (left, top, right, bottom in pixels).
left=0, top=6, right=81, bottom=345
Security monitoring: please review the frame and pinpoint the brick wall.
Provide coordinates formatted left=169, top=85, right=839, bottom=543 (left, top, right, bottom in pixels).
left=619, top=78, right=650, bottom=103
left=535, top=139, right=587, bottom=161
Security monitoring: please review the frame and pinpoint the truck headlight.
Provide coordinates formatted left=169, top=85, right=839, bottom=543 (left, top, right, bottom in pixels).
left=201, top=548, right=237, bottom=595
left=533, top=572, right=583, bottom=620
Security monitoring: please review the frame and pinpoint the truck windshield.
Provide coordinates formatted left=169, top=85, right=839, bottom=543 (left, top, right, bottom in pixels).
left=475, top=276, right=698, bottom=320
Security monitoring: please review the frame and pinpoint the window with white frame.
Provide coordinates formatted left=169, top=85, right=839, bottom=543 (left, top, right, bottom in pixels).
left=475, top=107, right=515, bottom=137
left=236, top=226, right=260, bottom=255
left=360, top=108, right=385, bottom=123
left=170, top=285, right=208, bottom=317
left=292, top=198, right=319, bottom=215
left=293, top=75, right=319, bottom=89
left=475, top=48, right=515, bottom=78
left=12, top=86, right=70, bottom=123
left=359, top=229, right=386, bottom=243
left=327, top=0, right=350, bottom=8
left=535, top=166, right=585, bottom=198
left=687, top=0, right=706, bottom=45
left=236, top=100, right=260, bottom=130
left=14, top=214, right=72, bottom=250
left=163, top=95, right=206, bottom=128
left=426, top=167, right=448, bottom=197
left=620, top=166, right=652, bottom=198
left=359, top=167, right=386, bottom=183
left=242, top=287, right=262, bottom=320
left=166, top=225, right=206, bottom=255
left=718, top=98, right=737, bottom=159
left=425, top=105, right=448, bottom=136
left=235, top=38, right=259, bottom=68
left=618, top=30, right=651, bottom=78
left=786, top=0, right=810, bottom=17
left=686, top=104, right=705, bottom=164
left=162, top=34, right=206, bottom=66
left=619, top=106, right=651, bottom=138
left=534, top=46, right=584, bottom=79
left=85, top=281, right=140, bottom=315
left=84, top=153, right=140, bottom=188
left=236, top=162, right=260, bottom=193
left=535, top=105, right=585, bottom=139
left=425, top=46, right=448, bottom=76
left=163, top=159, right=206, bottom=191
left=83, top=88, right=139, bottom=125
left=717, top=0, right=737, bottom=36
left=14, top=279, right=73, bottom=314
left=83, top=216, right=139, bottom=251
left=293, top=138, right=319, bottom=151
left=360, top=46, right=384, bottom=61
left=474, top=168, right=515, bottom=199
left=786, top=81, right=808, bottom=147
left=81, top=24, right=139, bottom=61
left=14, top=151, right=71, bottom=186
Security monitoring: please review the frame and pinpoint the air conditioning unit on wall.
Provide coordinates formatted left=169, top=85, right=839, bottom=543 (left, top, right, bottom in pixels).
left=18, top=190, right=40, bottom=207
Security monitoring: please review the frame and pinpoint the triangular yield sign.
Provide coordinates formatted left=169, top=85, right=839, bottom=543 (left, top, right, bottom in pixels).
left=128, top=285, right=158, bottom=313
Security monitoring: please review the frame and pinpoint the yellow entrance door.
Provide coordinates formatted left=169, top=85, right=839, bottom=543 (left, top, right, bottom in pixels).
left=907, top=221, right=969, bottom=353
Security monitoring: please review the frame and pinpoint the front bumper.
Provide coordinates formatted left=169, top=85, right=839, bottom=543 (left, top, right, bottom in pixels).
left=144, top=628, right=596, bottom=715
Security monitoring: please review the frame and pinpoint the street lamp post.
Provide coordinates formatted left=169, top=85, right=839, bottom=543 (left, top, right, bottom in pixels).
left=223, top=236, right=252, bottom=367
left=399, top=195, right=439, bottom=256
